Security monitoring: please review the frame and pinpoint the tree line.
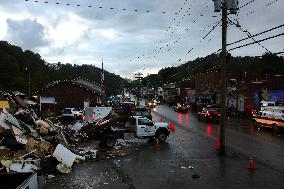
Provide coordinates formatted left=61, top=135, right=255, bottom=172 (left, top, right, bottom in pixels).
left=138, top=53, right=284, bottom=88
left=0, top=41, right=129, bottom=96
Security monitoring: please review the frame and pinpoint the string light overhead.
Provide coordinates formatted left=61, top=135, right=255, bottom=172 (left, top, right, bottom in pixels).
left=23, top=0, right=179, bottom=15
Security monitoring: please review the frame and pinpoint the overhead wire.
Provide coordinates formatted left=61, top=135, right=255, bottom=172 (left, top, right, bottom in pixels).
left=227, top=24, right=284, bottom=46
left=129, top=0, right=192, bottom=70
left=173, top=0, right=283, bottom=77
left=135, top=0, right=221, bottom=72
left=171, top=2, right=221, bottom=64
left=136, top=1, right=195, bottom=69
left=131, top=0, right=191, bottom=62
left=228, top=18, right=271, bottom=53
left=23, top=0, right=282, bottom=80
left=242, top=0, right=280, bottom=17
left=228, top=32, right=284, bottom=51
left=202, top=21, right=221, bottom=40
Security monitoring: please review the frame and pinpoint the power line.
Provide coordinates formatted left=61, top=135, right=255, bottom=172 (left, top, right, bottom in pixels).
left=228, top=18, right=271, bottom=53
left=227, top=24, right=284, bottom=46
left=202, top=21, right=221, bottom=39
left=228, top=32, right=284, bottom=51
left=130, top=0, right=192, bottom=63
left=134, top=1, right=221, bottom=70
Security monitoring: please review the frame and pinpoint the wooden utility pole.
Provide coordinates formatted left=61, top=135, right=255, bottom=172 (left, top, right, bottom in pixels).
left=219, top=1, right=228, bottom=155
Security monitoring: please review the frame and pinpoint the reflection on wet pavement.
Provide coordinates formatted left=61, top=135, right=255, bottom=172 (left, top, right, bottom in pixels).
left=153, top=104, right=284, bottom=144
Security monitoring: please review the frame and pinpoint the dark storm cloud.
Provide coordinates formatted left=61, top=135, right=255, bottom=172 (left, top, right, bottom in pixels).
left=5, top=18, right=49, bottom=50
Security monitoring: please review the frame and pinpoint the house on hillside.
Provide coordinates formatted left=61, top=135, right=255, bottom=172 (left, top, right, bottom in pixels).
left=33, top=78, right=104, bottom=114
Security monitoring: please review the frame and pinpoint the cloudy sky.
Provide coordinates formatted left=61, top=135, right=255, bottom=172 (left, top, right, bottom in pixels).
left=0, top=0, right=283, bottom=78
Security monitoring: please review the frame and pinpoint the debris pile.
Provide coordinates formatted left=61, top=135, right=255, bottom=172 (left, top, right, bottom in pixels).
left=0, top=92, right=132, bottom=178
left=0, top=107, right=88, bottom=175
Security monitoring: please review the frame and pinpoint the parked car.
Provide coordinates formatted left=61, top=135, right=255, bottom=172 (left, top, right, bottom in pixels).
left=133, top=107, right=152, bottom=120
left=61, top=108, right=83, bottom=119
left=197, top=107, right=220, bottom=123
left=173, top=102, right=189, bottom=113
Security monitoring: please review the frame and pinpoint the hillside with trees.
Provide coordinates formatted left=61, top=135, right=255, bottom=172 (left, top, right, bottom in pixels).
left=0, top=41, right=129, bottom=96
left=139, top=53, right=284, bottom=88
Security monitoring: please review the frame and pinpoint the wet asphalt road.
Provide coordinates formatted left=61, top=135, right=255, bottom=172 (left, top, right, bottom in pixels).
left=47, top=104, right=284, bottom=189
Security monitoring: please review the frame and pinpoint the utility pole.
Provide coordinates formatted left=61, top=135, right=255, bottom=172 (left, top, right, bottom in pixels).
left=134, top=72, right=143, bottom=106
left=212, top=0, right=238, bottom=155
left=219, top=0, right=228, bottom=156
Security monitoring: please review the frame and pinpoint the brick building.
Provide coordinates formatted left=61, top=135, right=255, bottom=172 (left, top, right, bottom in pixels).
left=238, top=74, right=284, bottom=113
left=194, top=72, right=284, bottom=114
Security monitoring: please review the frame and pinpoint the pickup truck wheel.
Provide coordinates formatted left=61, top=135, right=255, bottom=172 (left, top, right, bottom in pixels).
left=148, top=137, right=156, bottom=143
left=99, top=136, right=117, bottom=149
left=157, top=131, right=167, bottom=143
left=272, top=124, right=279, bottom=133
left=105, top=136, right=117, bottom=148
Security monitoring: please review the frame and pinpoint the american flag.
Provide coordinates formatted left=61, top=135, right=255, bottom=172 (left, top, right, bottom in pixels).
left=101, top=58, right=104, bottom=91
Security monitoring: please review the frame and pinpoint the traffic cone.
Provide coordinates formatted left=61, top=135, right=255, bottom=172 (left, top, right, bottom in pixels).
left=248, top=158, right=256, bottom=170
left=215, top=138, right=220, bottom=151
left=169, top=122, right=176, bottom=132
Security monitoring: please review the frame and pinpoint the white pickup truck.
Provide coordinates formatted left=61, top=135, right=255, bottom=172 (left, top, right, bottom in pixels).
left=81, top=107, right=171, bottom=148
left=100, top=116, right=171, bottom=148
left=130, top=116, right=170, bottom=141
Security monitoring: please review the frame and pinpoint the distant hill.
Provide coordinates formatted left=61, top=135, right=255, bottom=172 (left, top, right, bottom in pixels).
left=140, top=53, right=284, bottom=88
left=0, top=41, right=129, bottom=96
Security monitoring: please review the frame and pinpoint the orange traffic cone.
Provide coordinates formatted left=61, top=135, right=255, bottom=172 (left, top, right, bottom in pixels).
left=248, top=158, right=256, bottom=170
left=169, top=122, right=176, bottom=132
left=215, top=138, right=220, bottom=151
